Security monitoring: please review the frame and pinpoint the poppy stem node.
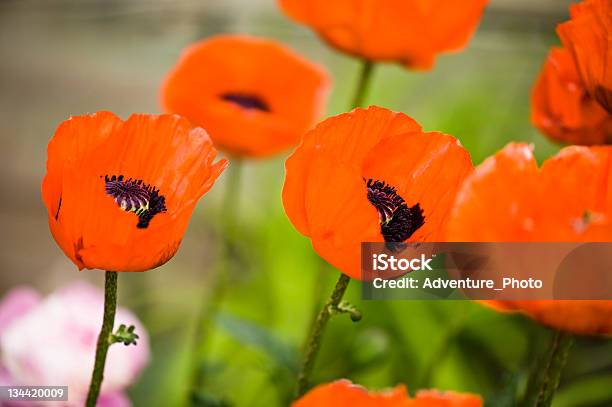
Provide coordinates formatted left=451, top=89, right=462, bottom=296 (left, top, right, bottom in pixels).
left=110, top=324, right=139, bottom=346
left=331, top=301, right=362, bottom=322
left=295, top=273, right=355, bottom=398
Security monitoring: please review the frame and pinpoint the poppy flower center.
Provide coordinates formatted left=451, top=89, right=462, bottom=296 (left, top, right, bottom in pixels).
left=594, top=85, right=612, bottom=113
left=366, top=179, right=425, bottom=250
left=103, top=175, right=167, bottom=229
left=220, top=92, right=270, bottom=112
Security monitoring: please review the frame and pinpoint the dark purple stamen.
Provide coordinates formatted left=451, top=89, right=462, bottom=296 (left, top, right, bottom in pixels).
left=366, top=179, right=425, bottom=251
left=221, top=92, right=270, bottom=112
left=103, top=175, right=167, bottom=228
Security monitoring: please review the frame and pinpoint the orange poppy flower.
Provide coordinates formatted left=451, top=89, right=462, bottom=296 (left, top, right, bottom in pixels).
left=41, top=111, right=227, bottom=272
left=292, top=379, right=483, bottom=407
left=446, top=143, right=612, bottom=334
left=278, top=0, right=489, bottom=69
left=557, top=0, right=612, bottom=114
left=161, top=35, right=330, bottom=158
left=531, top=47, right=612, bottom=145
left=283, top=106, right=473, bottom=279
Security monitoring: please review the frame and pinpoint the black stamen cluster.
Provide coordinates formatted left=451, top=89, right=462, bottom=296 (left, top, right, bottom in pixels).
left=103, top=175, right=167, bottom=229
left=220, top=92, right=271, bottom=112
left=365, top=178, right=425, bottom=250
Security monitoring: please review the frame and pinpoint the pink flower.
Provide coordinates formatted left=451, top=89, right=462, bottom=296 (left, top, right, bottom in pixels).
left=0, top=282, right=150, bottom=406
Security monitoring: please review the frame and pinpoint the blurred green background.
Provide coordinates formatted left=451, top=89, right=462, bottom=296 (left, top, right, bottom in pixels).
left=1, top=0, right=611, bottom=406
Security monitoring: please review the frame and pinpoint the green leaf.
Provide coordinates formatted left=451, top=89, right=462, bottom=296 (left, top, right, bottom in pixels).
left=486, top=372, right=522, bottom=407
left=214, top=312, right=298, bottom=374
left=552, top=374, right=612, bottom=407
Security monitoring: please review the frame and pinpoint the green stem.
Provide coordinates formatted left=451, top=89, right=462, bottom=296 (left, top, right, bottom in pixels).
left=304, top=257, right=331, bottom=339
left=351, top=60, right=375, bottom=109
left=220, top=159, right=243, bottom=243
left=522, top=329, right=574, bottom=407
left=86, top=271, right=118, bottom=407
left=293, top=56, right=373, bottom=400
left=188, top=159, right=242, bottom=399
left=295, top=273, right=351, bottom=398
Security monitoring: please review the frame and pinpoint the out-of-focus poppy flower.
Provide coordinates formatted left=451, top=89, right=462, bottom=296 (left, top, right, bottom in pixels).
left=0, top=282, right=149, bottom=406
left=446, top=143, right=612, bottom=334
left=483, top=300, right=612, bottom=336
left=278, top=0, right=489, bottom=70
left=292, top=379, right=483, bottom=407
left=161, top=35, right=330, bottom=158
left=531, top=47, right=612, bottom=145
left=283, top=106, right=473, bottom=279
left=557, top=0, right=612, bottom=113
left=42, top=111, right=227, bottom=272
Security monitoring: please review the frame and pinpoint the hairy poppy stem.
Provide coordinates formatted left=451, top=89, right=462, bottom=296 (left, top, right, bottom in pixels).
left=351, top=60, right=375, bottom=108
left=86, top=271, right=118, bottom=407
left=293, top=57, right=372, bottom=399
left=188, top=159, right=242, bottom=401
left=295, top=272, right=352, bottom=397
left=522, top=329, right=574, bottom=407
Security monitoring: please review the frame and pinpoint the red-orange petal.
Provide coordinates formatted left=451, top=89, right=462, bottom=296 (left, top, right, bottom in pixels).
left=278, top=0, right=489, bottom=69
left=161, top=34, right=330, bottom=157
left=531, top=47, right=612, bottom=145
left=485, top=300, right=612, bottom=336
left=413, top=389, right=483, bottom=407
left=42, top=111, right=123, bottom=224
left=446, top=143, right=539, bottom=242
left=557, top=0, right=612, bottom=113
left=292, top=380, right=483, bottom=407
left=537, top=145, right=612, bottom=241
left=293, top=380, right=409, bottom=406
